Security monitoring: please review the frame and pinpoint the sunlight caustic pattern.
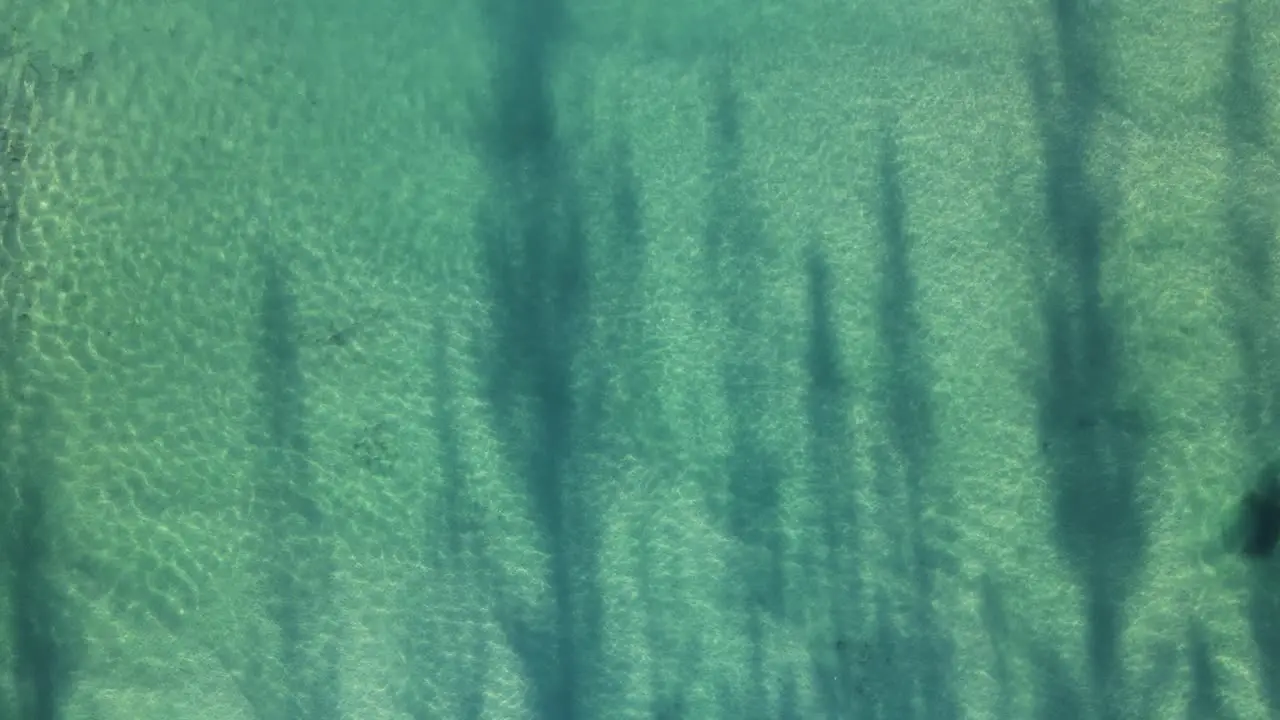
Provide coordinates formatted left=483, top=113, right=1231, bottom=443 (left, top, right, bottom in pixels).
left=1, top=0, right=1279, bottom=719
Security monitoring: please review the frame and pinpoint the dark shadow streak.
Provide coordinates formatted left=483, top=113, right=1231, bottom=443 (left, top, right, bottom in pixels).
left=871, top=125, right=959, bottom=720
left=702, top=55, right=782, bottom=720
left=6, top=405, right=80, bottom=720
left=1219, top=0, right=1280, bottom=714
left=978, top=575, right=1015, bottom=720
left=248, top=252, right=341, bottom=720
left=395, top=315, right=488, bottom=720
left=597, top=135, right=693, bottom=720
left=0, top=58, right=81, bottom=720
left=1185, top=622, right=1227, bottom=720
left=1025, top=2, right=1148, bottom=716
left=803, top=245, right=865, bottom=720
left=474, top=1, right=604, bottom=718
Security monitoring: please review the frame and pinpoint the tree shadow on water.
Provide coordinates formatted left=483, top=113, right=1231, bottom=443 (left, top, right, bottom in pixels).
left=1024, top=2, right=1148, bottom=715
left=868, top=124, right=959, bottom=720
left=1220, top=0, right=1280, bottom=715
left=473, top=2, right=605, bottom=718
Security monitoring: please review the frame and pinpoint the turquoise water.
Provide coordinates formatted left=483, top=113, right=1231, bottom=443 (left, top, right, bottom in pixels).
left=0, top=0, right=1277, bottom=718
